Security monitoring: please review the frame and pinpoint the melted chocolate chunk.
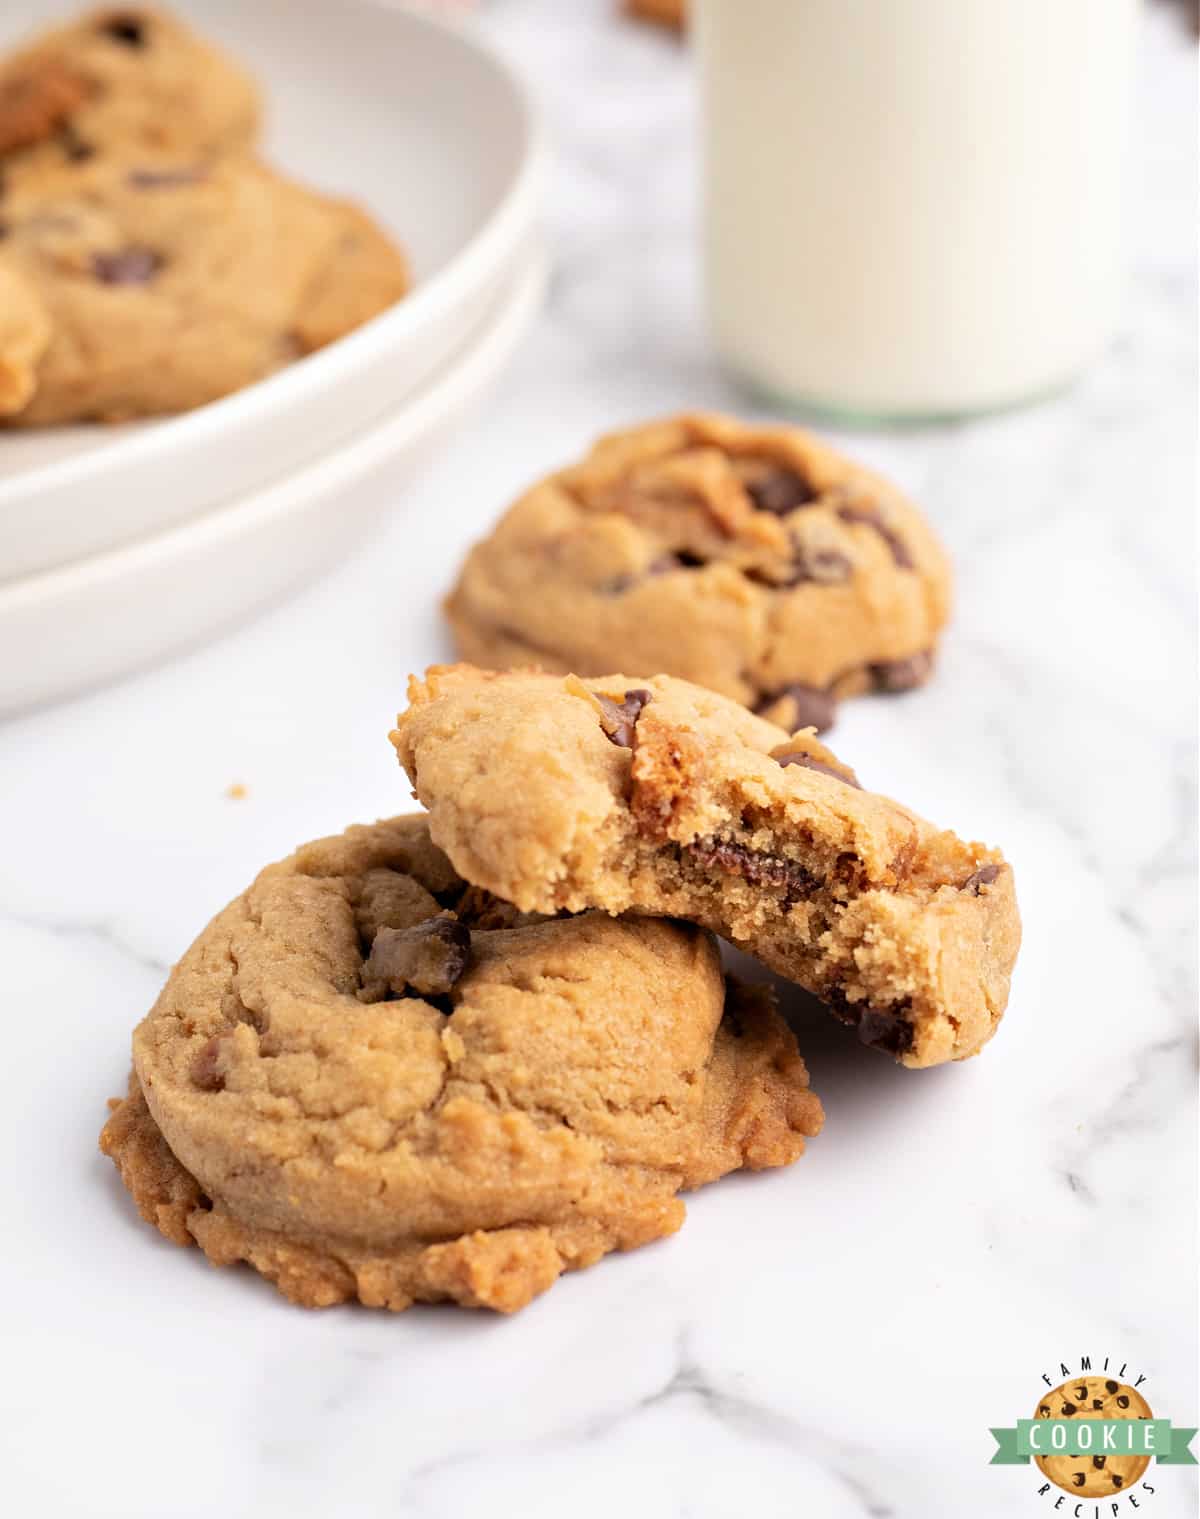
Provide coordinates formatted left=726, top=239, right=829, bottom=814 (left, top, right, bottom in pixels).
left=755, top=682, right=836, bottom=734
left=91, top=246, right=161, bottom=285
left=837, top=504, right=914, bottom=570
left=871, top=651, right=933, bottom=692
left=128, top=166, right=206, bottom=189
left=745, top=466, right=817, bottom=515
left=595, top=688, right=652, bottom=748
left=962, top=863, right=1001, bottom=895
left=825, top=991, right=915, bottom=1056
left=687, top=837, right=818, bottom=903
left=774, top=750, right=862, bottom=788
left=360, top=917, right=471, bottom=1002
left=100, top=13, right=147, bottom=46
left=856, top=1008, right=915, bottom=1056
left=190, top=1035, right=227, bottom=1091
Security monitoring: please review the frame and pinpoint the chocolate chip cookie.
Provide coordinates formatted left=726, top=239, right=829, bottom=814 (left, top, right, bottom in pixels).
left=0, top=152, right=408, bottom=423
left=100, top=815, right=822, bottom=1314
left=1033, top=1378, right=1153, bottom=1497
left=391, top=666, right=1020, bottom=1067
left=446, top=414, right=952, bottom=733
left=0, top=6, right=259, bottom=185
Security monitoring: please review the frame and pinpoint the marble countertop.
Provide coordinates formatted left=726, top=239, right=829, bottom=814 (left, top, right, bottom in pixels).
left=1, top=3, right=1195, bottom=1515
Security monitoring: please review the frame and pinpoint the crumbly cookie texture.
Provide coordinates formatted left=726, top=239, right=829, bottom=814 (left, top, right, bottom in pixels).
left=1033, top=1379, right=1153, bottom=1497
left=0, top=153, right=408, bottom=423
left=446, top=413, right=952, bottom=733
left=100, top=815, right=822, bottom=1314
left=392, top=666, right=1020, bottom=1068
left=0, top=6, right=259, bottom=184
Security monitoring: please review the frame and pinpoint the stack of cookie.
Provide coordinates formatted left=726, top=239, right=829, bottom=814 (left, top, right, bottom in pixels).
left=101, top=414, right=1021, bottom=1316
left=0, top=6, right=409, bottom=424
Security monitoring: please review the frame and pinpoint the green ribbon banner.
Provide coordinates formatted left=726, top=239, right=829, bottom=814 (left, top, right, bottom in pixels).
left=990, top=1420, right=1198, bottom=1465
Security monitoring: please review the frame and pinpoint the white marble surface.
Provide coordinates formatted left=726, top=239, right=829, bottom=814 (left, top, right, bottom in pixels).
left=1, top=3, right=1196, bottom=1515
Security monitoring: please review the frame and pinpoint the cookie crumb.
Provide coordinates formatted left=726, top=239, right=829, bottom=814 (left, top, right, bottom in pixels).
left=226, top=782, right=248, bottom=800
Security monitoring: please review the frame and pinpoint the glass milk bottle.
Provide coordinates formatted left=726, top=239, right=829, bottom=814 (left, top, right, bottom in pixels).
left=696, top=0, right=1140, bottom=421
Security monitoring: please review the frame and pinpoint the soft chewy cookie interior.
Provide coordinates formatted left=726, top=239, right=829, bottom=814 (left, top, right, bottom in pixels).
left=391, top=666, right=1021, bottom=1068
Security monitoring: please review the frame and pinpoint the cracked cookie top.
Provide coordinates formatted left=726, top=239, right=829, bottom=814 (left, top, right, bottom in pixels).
left=446, top=413, right=952, bottom=732
left=0, top=6, right=259, bottom=184
left=118, top=815, right=821, bottom=1311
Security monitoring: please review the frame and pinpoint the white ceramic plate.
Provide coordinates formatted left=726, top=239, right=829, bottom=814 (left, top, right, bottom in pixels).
left=0, top=247, right=545, bottom=717
left=0, top=0, right=544, bottom=582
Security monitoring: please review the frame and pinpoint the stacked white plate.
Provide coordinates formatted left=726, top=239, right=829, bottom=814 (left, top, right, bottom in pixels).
left=0, top=0, right=546, bottom=715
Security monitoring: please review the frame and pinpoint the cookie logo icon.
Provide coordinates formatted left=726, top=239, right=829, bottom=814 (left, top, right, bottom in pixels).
left=1033, top=1377, right=1153, bottom=1497
left=989, top=1356, right=1197, bottom=1510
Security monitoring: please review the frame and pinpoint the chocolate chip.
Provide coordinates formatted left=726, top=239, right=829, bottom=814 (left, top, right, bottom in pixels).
left=361, top=917, right=471, bottom=1002
left=100, top=13, right=146, bottom=46
left=595, top=688, right=652, bottom=748
left=745, top=466, right=817, bottom=515
left=1061, top=1403, right=1078, bottom=1417
left=774, top=750, right=862, bottom=788
left=1111, top=1476, right=1124, bottom=1489
left=755, top=682, right=837, bottom=734
left=91, top=247, right=161, bottom=285
left=1093, top=1456, right=1107, bottom=1469
left=1092, top=1400, right=1104, bottom=1410
left=1105, top=1380, right=1119, bottom=1393
left=871, top=651, right=933, bottom=692
left=856, top=1008, right=914, bottom=1056
left=837, top=504, right=914, bottom=569
left=686, top=837, right=818, bottom=902
left=128, top=166, right=205, bottom=189
left=1072, top=1474, right=1085, bottom=1487
left=1075, top=1386, right=1088, bottom=1400
left=1116, top=1395, right=1130, bottom=1409
left=190, top=1035, right=227, bottom=1091
left=1039, top=1405, right=1051, bottom=1417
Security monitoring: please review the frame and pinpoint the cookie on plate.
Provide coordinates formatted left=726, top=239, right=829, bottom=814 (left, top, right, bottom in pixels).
left=392, top=666, right=1020, bottom=1067
left=0, top=152, right=408, bottom=423
left=446, top=414, right=952, bottom=733
left=100, top=815, right=822, bottom=1314
left=1033, top=1378, right=1153, bottom=1497
left=0, top=6, right=259, bottom=184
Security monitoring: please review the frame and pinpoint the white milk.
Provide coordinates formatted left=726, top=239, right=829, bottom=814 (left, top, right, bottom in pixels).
left=696, top=0, right=1139, bottom=420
